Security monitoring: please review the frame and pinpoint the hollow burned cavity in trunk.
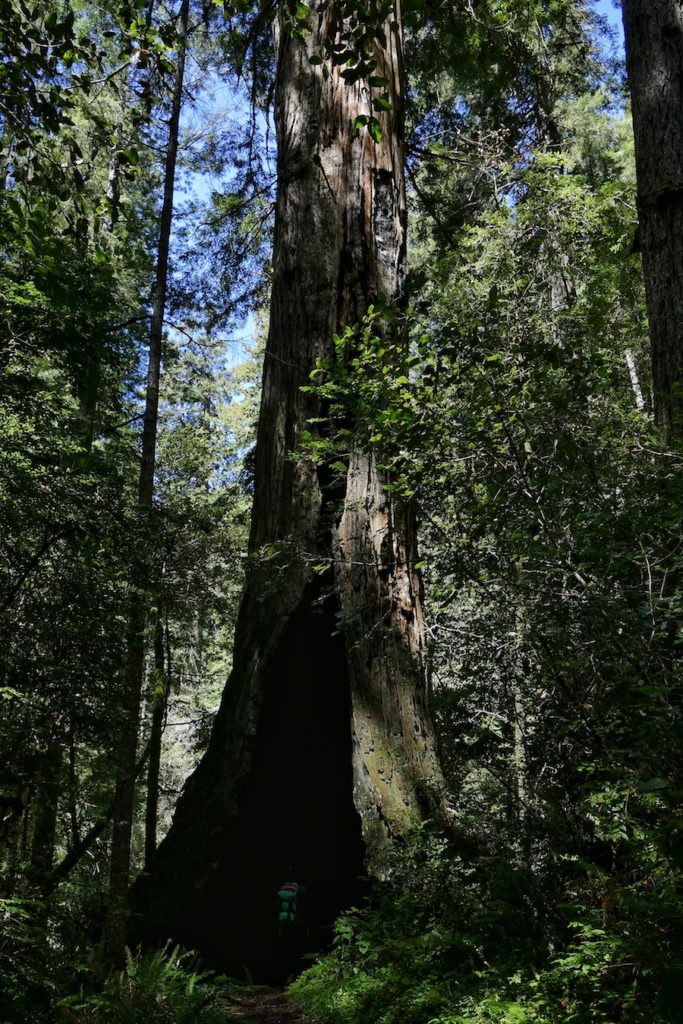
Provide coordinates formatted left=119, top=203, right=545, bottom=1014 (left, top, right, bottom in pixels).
left=134, top=587, right=365, bottom=983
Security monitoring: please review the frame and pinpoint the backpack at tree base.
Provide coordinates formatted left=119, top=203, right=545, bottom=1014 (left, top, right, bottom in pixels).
left=277, top=881, right=299, bottom=922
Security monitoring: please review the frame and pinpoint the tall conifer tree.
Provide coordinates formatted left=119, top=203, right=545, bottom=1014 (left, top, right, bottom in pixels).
left=135, top=0, right=445, bottom=975
left=103, top=0, right=191, bottom=967
left=622, top=0, right=683, bottom=438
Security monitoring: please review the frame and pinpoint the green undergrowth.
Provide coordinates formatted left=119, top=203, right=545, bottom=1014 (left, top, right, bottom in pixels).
left=0, top=909, right=237, bottom=1024
left=57, top=944, right=235, bottom=1024
left=288, top=826, right=683, bottom=1024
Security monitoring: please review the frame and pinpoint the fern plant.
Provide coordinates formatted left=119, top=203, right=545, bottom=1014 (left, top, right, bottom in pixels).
left=58, top=943, right=230, bottom=1024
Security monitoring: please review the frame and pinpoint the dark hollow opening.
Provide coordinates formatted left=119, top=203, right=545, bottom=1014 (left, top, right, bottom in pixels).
left=172, top=589, right=366, bottom=983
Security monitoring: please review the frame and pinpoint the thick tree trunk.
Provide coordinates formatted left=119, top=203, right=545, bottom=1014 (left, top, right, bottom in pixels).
left=622, top=0, right=683, bottom=439
left=132, top=0, right=444, bottom=978
left=102, top=0, right=189, bottom=968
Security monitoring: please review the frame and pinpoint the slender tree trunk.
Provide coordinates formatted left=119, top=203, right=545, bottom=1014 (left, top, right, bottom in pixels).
left=133, top=0, right=445, bottom=976
left=625, top=347, right=646, bottom=412
left=28, top=742, right=62, bottom=884
left=102, top=145, right=120, bottom=234
left=102, top=0, right=189, bottom=968
left=80, top=143, right=119, bottom=446
left=67, top=716, right=81, bottom=850
left=0, top=800, right=24, bottom=897
left=144, top=614, right=167, bottom=870
left=46, top=742, right=150, bottom=894
left=622, top=0, right=683, bottom=439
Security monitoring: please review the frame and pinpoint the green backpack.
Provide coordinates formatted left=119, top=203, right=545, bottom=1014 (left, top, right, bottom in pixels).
left=277, top=881, right=299, bottom=922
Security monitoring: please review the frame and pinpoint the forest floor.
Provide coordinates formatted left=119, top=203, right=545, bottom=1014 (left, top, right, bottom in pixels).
left=224, top=985, right=309, bottom=1024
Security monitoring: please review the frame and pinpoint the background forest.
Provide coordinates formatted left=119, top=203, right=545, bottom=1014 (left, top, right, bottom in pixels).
left=1, top=1, right=682, bottom=1023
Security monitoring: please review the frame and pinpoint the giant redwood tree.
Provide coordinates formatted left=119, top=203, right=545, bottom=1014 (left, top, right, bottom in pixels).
left=622, top=0, right=683, bottom=438
left=133, top=0, right=445, bottom=979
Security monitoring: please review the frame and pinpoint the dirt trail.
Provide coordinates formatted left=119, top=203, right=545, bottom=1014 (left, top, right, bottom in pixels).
left=225, top=985, right=309, bottom=1024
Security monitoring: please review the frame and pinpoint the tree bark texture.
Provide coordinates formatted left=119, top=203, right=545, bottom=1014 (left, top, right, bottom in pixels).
left=133, top=0, right=444, bottom=977
left=622, top=0, right=683, bottom=439
left=102, top=0, right=189, bottom=968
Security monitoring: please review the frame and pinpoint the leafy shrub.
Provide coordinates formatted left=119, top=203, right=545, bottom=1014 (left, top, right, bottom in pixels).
left=289, top=820, right=683, bottom=1024
left=0, top=895, right=76, bottom=1024
left=289, top=826, right=546, bottom=1024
